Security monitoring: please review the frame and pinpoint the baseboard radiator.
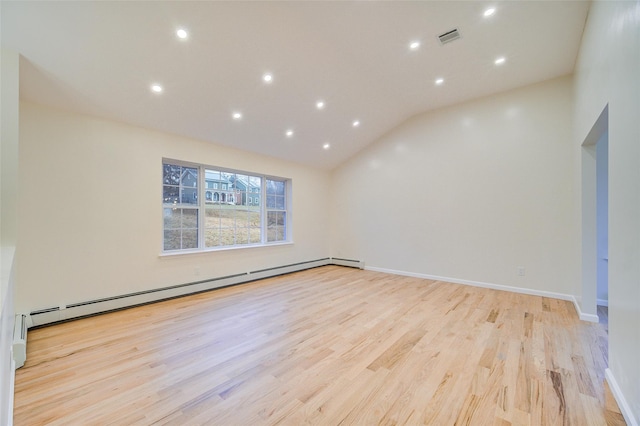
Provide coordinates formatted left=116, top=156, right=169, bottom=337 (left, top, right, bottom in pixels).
left=13, top=314, right=27, bottom=369
left=27, top=257, right=364, bottom=330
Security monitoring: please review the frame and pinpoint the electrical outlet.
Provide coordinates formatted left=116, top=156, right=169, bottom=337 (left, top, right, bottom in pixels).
left=517, top=266, right=526, bottom=276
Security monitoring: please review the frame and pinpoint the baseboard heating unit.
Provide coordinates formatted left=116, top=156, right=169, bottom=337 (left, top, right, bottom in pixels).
left=13, top=314, right=27, bottom=369
left=28, top=257, right=364, bottom=328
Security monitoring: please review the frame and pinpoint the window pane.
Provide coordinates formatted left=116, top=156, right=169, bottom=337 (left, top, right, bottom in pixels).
left=236, top=211, right=250, bottom=228
left=236, top=228, right=250, bottom=245
left=205, top=229, right=220, bottom=247
left=181, top=187, right=198, bottom=204
left=221, top=172, right=233, bottom=185
left=181, top=167, right=198, bottom=187
left=267, top=227, right=278, bottom=242
left=267, top=226, right=285, bottom=242
left=228, top=173, right=238, bottom=191
left=248, top=209, right=260, bottom=227
left=205, top=207, right=220, bottom=229
left=206, top=169, right=220, bottom=181
left=249, top=176, right=261, bottom=190
left=275, top=195, right=285, bottom=210
left=267, top=195, right=276, bottom=209
left=182, top=230, right=198, bottom=249
left=236, top=174, right=248, bottom=188
left=220, top=227, right=235, bottom=246
left=267, top=211, right=277, bottom=227
left=182, top=209, right=198, bottom=228
left=163, top=164, right=181, bottom=185
left=163, top=186, right=179, bottom=204
left=267, top=179, right=285, bottom=196
left=217, top=207, right=235, bottom=229
left=163, top=208, right=181, bottom=229
left=267, top=211, right=285, bottom=227
left=164, top=230, right=181, bottom=250
left=250, top=227, right=261, bottom=244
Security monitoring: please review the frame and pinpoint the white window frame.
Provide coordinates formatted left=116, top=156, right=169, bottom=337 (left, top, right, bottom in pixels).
left=162, top=159, right=292, bottom=254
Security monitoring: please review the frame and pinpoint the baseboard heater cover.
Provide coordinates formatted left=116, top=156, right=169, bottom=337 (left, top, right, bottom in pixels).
left=330, top=257, right=365, bottom=269
left=28, top=257, right=358, bottom=327
left=13, top=314, right=27, bottom=369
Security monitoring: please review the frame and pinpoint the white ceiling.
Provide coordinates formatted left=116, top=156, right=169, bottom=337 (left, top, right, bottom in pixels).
left=2, top=1, right=590, bottom=170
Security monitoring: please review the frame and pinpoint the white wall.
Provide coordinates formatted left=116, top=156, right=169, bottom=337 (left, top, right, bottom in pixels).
left=0, top=46, right=20, bottom=426
left=331, top=76, right=578, bottom=296
left=16, top=102, right=331, bottom=314
left=573, top=1, right=640, bottom=424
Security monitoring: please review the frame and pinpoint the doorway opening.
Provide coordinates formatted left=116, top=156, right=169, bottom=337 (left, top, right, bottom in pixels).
left=581, top=104, right=608, bottom=324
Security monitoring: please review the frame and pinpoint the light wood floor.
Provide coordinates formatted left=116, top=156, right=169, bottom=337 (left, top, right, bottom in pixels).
left=14, top=266, right=624, bottom=425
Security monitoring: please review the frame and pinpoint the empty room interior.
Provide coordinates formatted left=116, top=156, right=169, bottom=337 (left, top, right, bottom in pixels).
left=1, top=1, right=639, bottom=425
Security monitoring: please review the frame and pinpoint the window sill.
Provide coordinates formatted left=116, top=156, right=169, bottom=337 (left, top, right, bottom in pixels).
left=159, top=241, right=294, bottom=257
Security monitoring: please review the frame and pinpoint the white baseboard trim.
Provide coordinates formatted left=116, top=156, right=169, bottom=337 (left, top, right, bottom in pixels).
left=606, top=368, right=638, bottom=426
left=365, top=266, right=598, bottom=321
left=573, top=299, right=600, bottom=323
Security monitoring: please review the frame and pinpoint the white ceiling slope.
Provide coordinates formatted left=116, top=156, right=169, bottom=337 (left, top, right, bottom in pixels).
left=3, top=1, right=589, bottom=170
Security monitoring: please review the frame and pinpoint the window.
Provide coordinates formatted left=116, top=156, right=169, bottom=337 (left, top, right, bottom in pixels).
left=266, top=179, right=287, bottom=242
left=163, top=160, right=290, bottom=252
left=162, top=163, right=199, bottom=250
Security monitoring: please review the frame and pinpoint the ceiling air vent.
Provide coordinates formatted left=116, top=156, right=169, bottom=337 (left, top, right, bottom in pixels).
left=438, top=28, right=461, bottom=45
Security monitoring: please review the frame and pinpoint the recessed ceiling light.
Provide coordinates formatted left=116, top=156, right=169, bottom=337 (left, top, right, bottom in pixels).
left=494, top=56, right=506, bottom=65
left=409, top=41, right=421, bottom=50
left=352, top=120, right=360, bottom=127
left=151, top=84, right=163, bottom=93
left=484, top=8, right=496, bottom=17
left=263, top=73, right=273, bottom=83
left=285, top=129, right=294, bottom=137
left=316, top=100, right=325, bottom=110
left=435, top=78, right=444, bottom=85
left=323, top=143, right=330, bottom=150
left=176, top=28, right=188, bottom=39
left=232, top=112, right=242, bottom=120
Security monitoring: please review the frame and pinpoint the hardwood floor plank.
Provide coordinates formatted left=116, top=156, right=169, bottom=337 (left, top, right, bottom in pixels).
left=14, top=266, right=622, bottom=425
left=367, top=328, right=427, bottom=372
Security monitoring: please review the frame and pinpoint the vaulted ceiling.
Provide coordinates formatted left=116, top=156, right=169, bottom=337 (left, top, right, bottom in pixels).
left=2, top=1, right=590, bottom=169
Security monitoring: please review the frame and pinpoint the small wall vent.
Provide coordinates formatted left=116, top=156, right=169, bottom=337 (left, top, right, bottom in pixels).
left=438, top=28, right=461, bottom=45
